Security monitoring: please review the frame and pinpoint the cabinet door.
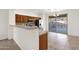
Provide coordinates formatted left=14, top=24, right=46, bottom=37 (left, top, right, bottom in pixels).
left=16, top=14, right=41, bottom=24
left=16, top=14, right=21, bottom=23
left=22, top=16, right=25, bottom=23
left=39, top=33, right=48, bottom=50
left=24, top=16, right=29, bottom=23
left=20, top=15, right=23, bottom=23
left=16, top=14, right=18, bottom=23
left=16, top=14, right=28, bottom=24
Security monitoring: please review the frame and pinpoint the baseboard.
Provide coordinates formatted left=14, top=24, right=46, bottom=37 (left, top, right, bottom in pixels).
left=68, top=34, right=79, bottom=38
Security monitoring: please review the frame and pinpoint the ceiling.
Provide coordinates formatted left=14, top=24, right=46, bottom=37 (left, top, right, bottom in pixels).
left=15, top=9, right=66, bottom=16
left=26, top=9, right=65, bottom=13
left=26, top=9, right=66, bottom=15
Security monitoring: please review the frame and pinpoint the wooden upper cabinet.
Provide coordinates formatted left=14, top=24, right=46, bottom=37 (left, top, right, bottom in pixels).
left=16, top=14, right=21, bottom=23
left=24, top=16, right=29, bottom=23
left=21, top=16, right=24, bottom=23
left=21, top=16, right=26, bottom=23
left=16, top=14, right=28, bottom=24
left=15, top=14, right=41, bottom=24
left=29, top=16, right=35, bottom=20
left=30, top=16, right=41, bottom=20
left=20, top=15, right=22, bottom=22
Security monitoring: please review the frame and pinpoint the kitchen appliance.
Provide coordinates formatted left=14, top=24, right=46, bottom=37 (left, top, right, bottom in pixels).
left=26, top=19, right=39, bottom=27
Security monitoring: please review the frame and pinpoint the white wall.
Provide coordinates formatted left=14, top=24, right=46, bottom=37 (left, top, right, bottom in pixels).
left=39, top=13, right=48, bottom=31
left=15, top=9, right=41, bottom=17
left=0, top=9, right=9, bottom=39
left=8, top=9, right=41, bottom=39
left=9, top=9, right=15, bottom=25
left=68, top=9, right=79, bottom=36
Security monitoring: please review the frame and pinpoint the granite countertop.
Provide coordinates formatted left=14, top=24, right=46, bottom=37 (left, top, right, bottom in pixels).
left=11, top=24, right=38, bottom=30
left=10, top=24, right=47, bottom=35
left=39, top=31, right=47, bottom=35
left=16, top=24, right=47, bottom=35
left=16, top=25, right=38, bottom=29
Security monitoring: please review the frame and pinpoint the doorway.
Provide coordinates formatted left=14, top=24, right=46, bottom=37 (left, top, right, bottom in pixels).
left=49, top=14, right=68, bottom=34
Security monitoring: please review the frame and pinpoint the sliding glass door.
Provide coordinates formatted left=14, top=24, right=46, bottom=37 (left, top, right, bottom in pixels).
left=49, top=14, right=68, bottom=34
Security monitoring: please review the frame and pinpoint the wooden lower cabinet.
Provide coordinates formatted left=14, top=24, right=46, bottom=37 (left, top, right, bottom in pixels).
left=39, top=32, right=48, bottom=50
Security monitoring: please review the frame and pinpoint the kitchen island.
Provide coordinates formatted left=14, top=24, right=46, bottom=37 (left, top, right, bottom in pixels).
left=12, top=23, right=48, bottom=50
left=13, top=25, right=39, bottom=50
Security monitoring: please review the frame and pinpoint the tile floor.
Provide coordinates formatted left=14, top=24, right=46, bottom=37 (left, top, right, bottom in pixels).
left=48, top=32, right=79, bottom=50
left=0, top=33, right=79, bottom=50
left=0, top=39, right=20, bottom=50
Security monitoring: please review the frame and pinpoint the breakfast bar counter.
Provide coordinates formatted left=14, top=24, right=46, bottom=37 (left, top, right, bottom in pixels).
left=13, top=25, right=39, bottom=50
